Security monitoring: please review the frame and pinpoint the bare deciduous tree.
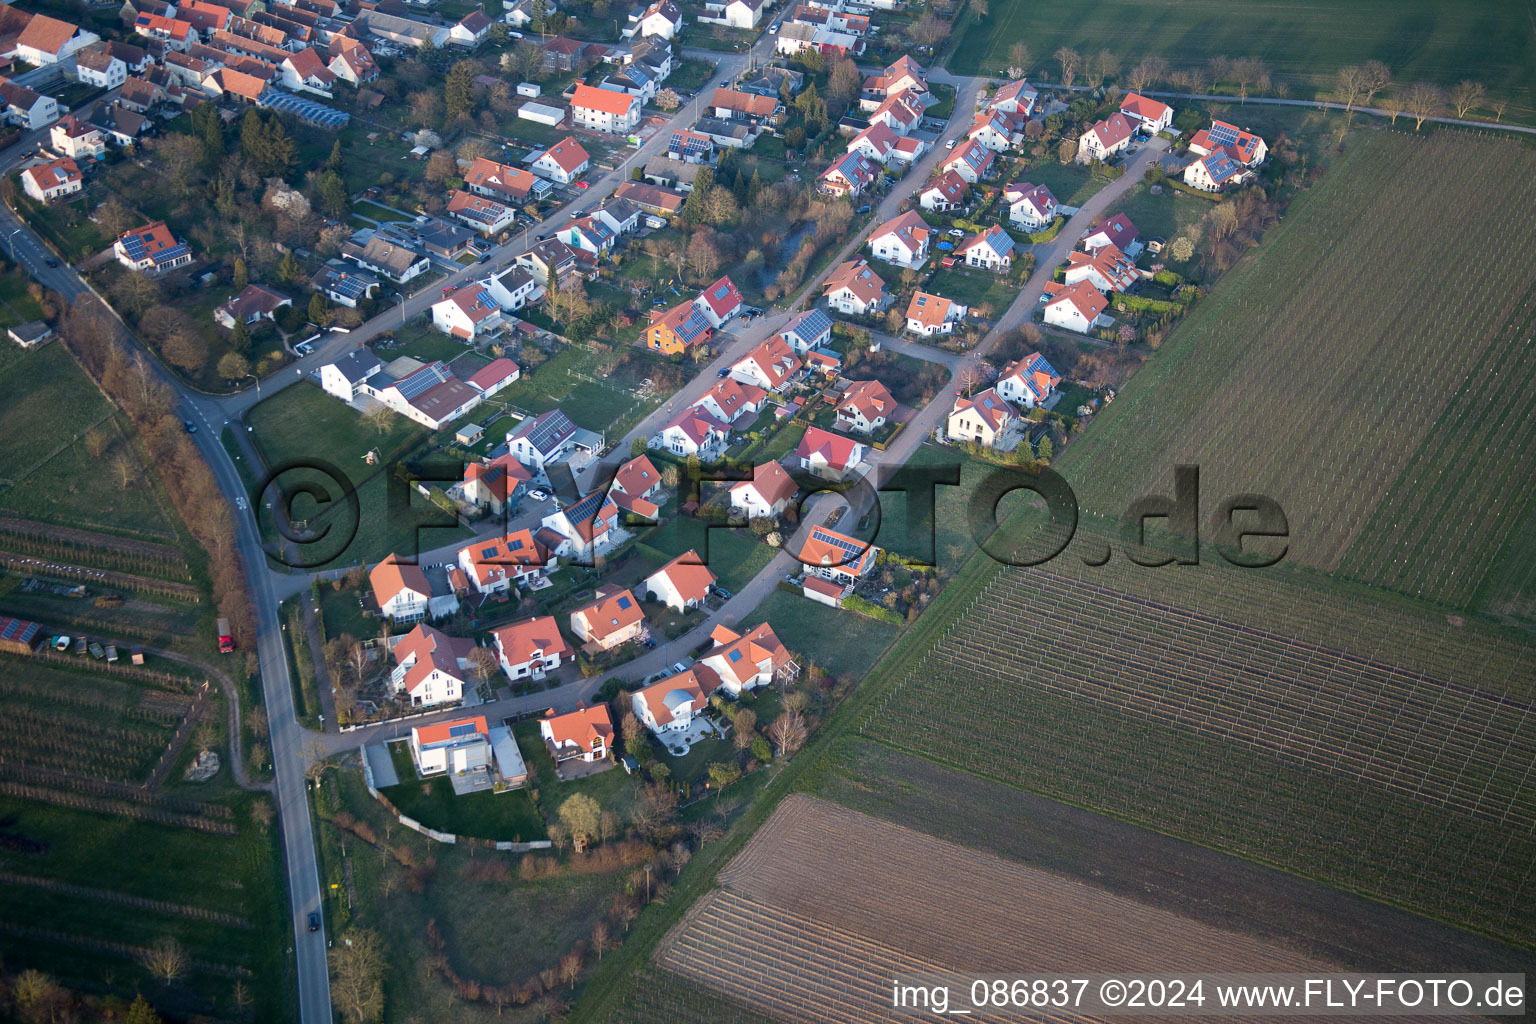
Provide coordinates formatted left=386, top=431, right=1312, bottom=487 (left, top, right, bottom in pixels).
left=330, top=930, right=386, bottom=1023
left=1334, top=65, right=1367, bottom=111
left=1402, top=82, right=1444, bottom=129
left=142, top=937, right=189, bottom=986
left=1005, top=41, right=1031, bottom=78
left=1053, top=46, right=1081, bottom=86
left=768, top=710, right=808, bottom=757
left=1361, top=60, right=1391, bottom=106
left=1448, top=80, right=1484, bottom=117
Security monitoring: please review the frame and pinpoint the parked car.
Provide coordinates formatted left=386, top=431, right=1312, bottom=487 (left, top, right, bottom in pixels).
left=717, top=367, right=730, bottom=377
left=44, top=257, right=59, bottom=267
left=182, top=420, right=197, bottom=433
left=575, top=180, right=590, bottom=189
left=442, top=284, right=458, bottom=297
left=671, top=661, right=688, bottom=675
left=945, top=139, right=956, bottom=149
left=478, top=251, right=493, bottom=263
left=712, top=586, right=732, bottom=600
left=947, top=228, right=965, bottom=238
left=528, top=488, right=550, bottom=501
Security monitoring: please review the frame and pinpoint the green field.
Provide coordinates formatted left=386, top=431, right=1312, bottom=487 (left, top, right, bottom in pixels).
left=248, top=379, right=426, bottom=477
left=953, top=0, right=1536, bottom=125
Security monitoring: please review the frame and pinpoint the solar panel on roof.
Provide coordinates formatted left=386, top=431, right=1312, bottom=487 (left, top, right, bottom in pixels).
left=811, top=527, right=867, bottom=559
left=1208, top=121, right=1239, bottom=147
left=448, top=722, right=478, bottom=738
left=617, top=595, right=632, bottom=610
left=728, top=649, right=742, bottom=662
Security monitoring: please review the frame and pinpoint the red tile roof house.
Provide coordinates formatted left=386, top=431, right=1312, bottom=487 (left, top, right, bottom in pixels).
left=996, top=352, right=1062, bottom=410
left=446, top=189, right=516, bottom=235
left=388, top=623, right=475, bottom=707
left=540, top=704, right=614, bottom=764
left=1005, top=181, right=1057, bottom=233
left=795, top=524, right=878, bottom=585
left=21, top=158, right=82, bottom=204
left=790, top=425, right=867, bottom=481
left=214, top=283, right=290, bottom=328
left=642, top=550, right=717, bottom=612
left=692, top=376, right=766, bottom=427
left=409, top=715, right=489, bottom=774
left=448, top=9, right=493, bottom=45
left=113, top=221, right=192, bottom=274
left=610, top=454, right=664, bottom=504
left=729, top=461, right=797, bottom=519
left=16, top=12, right=99, bottom=65
left=919, top=169, right=969, bottom=213
left=867, top=210, right=930, bottom=269
left=455, top=526, right=549, bottom=594
left=464, top=157, right=541, bottom=203
left=493, top=614, right=571, bottom=681
left=822, top=258, right=890, bottom=316
left=1081, top=213, right=1141, bottom=257
left=540, top=489, right=621, bottom=562
left=693, top=274, right=744, bottom=328
left=570, top=82, right=641, bottom=134
left=947, top=387, right=1021, bottom=449
left=957, top=225, right=1015, bottom=273
left=1064, top=243, right=1140, bottom=294
left=696, top=622, right=792, bottom=697
left=458, top=455, right=531, bottom=518
left=1077, top=112, right=1135, bottom=164
left=466, top=356, right=520, bottom=398
left=631, top=665, right=714, bottom=736
left=652, top=406, right=730, bottom=459
left=835, top=378, right=896, bottom=434
left=570, top=584, right=646, bottom=651
left=371, top=553, right=461, bottom=622
left=1119, top=91, right=1173, bottom=133
left=729, top=334, right=802, bottom=391
left=1042, top=279, right=1110, bottom=335
left=905, top=290, right=965, bottom=337
left=431, top=284, right=504, bottom=339
left=530, top=136, right=590, bottom=184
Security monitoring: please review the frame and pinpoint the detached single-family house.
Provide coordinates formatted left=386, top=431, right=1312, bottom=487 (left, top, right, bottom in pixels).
left=506, top=408, right=580, bottom=471
left=389, top=623, right=475, bottom=707
left=729, top=460, right=797, bottom=519
left=312, top=264, right=380, bottom=308
left=867, top=210, right=930, bottom=268
left=694, top=275, right=745, bottom=328
left=344, top=236, right=429, bottom=284
left=644, top=298, right=713, bottom=354
left=730, top=334, right=801, bottom=391
left=459, top=449, right=534, bottom=520
left=996, top=352, right=1061, bottom=409
left=861, top=54, right=925, bottom=102
left=541, top=489, right=621, bottom=562
left=49, top=115, right=105, bottom=161
left=989, top=78, right=1037, bottom=117
left=114, top=221, right=192, bottom=274
left=711, top=86, right=779, bottom=124
left=920, top=169, right=969, bottom=213
left=371, top=553, right=460, bottom=622
left=214, top=284, right=291, bottom=329
left=1064, top=243, right=1139, bottom=293
left=632, top=666, right=712, bottom=735
left=465, top=157, right=544, bottom=203
left=432, top=284, right=505, bottom=339
left=795, top=524, right=877, bottom=584
left=449, top=9, right=493, bottom=45
left=822, top=259, right=890, bottom=316
left=1043, top=280, right=1110, bottom=334
left=73, top=45, right=127, bottom=89
left=818, top=150, right=879, bottom=198
left=571, top=585, right=645, bottom=650
left=457, top=527, right=551, bottom=592
left=1005, top=182, right=1057, bottom=232
left=0, top=81, right=59, bottom=129
left=835, top=378, right=896, bottom=434
left=1081, top=214, right=1141, bottom=257
left=539, top=704, right=613, bottom=763
left=280, top=46, right=337, bottom=95
left=409, top=715, right=488, bottom=774
left=531, top=136, right=591, bottom=183
left=1184, top=149, right=1252, bottom=192
left=319, top=348, right=382, bottom=402
left=1187, top=120, right=1267, bottom=167
left=446, top=190, right=516, bottom=235
left=791, top=425, right=866, bottom=481
left=21, top=158, right=82, bottom=203
left=494, top=615, right=571, bottom=681
left=571, top=82, right=641, bottom=133
left=1078, top=113, right=1135, bottom=163
left=968, top=109, right=1014, bottom=152
left=948, top=387, right=1019, bottom=449
left=695, top=622, right=791, bottom=697
left=629, top=0, right=682, bottom=38
left=905, top=291, right=965, bottom=337
left=653, top=407, right=730, bottom=459
left=957, top=225, right=1014, bottom=272
left=780, top=308, right=833, bottom=354
left=643, top=550, right=716, bottom=612
left=693, top=376, right=766, bottom=427
left=1119, top=92, right=1173, bottom=133
left=941, top=139, right=996, bottom=184
left=468, top=357, right=521, bottom=398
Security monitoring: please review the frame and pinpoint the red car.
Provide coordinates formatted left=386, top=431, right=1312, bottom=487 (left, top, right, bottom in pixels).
left=575, top=180, right=590, bottom=189
left=442, top=284, right=458, bottom=297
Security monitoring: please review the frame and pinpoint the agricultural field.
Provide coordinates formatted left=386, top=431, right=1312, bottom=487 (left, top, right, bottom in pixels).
left=1057, top=130, right=1536, bottom=613
left=857, top=546, right=1536, bottom=945
left=951, top=0, right=1536, bottom=125
left=658, top=796, right=1358, bottom=1024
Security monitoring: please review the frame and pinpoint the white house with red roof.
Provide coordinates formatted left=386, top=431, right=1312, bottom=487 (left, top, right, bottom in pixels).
left=1064, top=244, right=1140, bottom=293
left=279, top=47, right=336, bottom=95
left=541, top=489, right=622, bottom=562
left=795, top=524, right=877, bottom=584
left=693, top=275, right=744, bottom=327
left=448, top=9, right=493, bottom=45
left=1081, top=213, right=1141, bottom=257
left=996, top=352, right=1061, bottom=409
left=947, top=388, right=1020, bottom=449
left=371, top=553, right=460, bottom=622
left=1188, top=120, right=1267, bottom=167
left=1119, top=92, right=1173, bottom=133
left=728, top=461, right=797, bottom=519
left=905, top=290, right=965, bottom=336
left=968, top=109, right=1015, bottom=152
left=389, top=623, right=475, bottom=707
left=571, top=585, right=645, bottom=650
left=835, top=378, right=896, bottom=434
left=457, top=527, right=551, bottom=593
left=868, top=210, right=930, bottom=268
left=846, top=120, right=900, bottom=165
left=1005, top=182, right=1057, bottom=232
left=571, top=82, right=640, bottom=133
left=531, top=136, right=590, bottom=184
left=1043, top=280, right=1110, bottom=334
left=696, top=622, right=791, bottom=697
left=446, top=190, right=516, bottom=235
left=49, top=115, right=104, bottom=161
left=940, top=139, right=995, bottom=184
left=653, top=407, right=730, bottom=459
left=693, top=376, right=766, bottom=426
left=493, top=615, right=571, bottom=681
left=730, top=335, right=802, bottom=391
left=822, top=259, right=890, bottom=315
left=818, top=149, right=880, bottom=198
left=460, top=456, right=531, bottom=516
left=643, top=551, right=717, bottom=611
left=113, top=221, right=192, bottom=274
left=1184, top=150, right=1254, bottom=192
left=791, top=425, right=866, bottom=481
left=466, top=357, right=521, bottom=398
left=866, top=89, right=924, bottom=134
left=632, top=666, right=712, bottom=736
left=611, top=454, right=664, bottom=504
left=539, top=705, right=613, bottom=764
left=920, top=169, right=969, bottom=213
left=15, top=12, right=99, bottom=66
left=21, top=158, right=82, bottom=203
left=214, top=283, right=291, bottom=329
left=957, top=225, right=1014, bottom=272
left=861, top=55, right=925, bottom=105
left=1077, top=113, right=1136, bottom=163
left=432, top=284, right=505, bottom=339
left=409, top=715, right=490, bottom=774
left=988, top=78, right=1037, bottom=117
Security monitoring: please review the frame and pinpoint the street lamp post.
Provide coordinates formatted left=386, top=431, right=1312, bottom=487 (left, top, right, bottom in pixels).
left=245, top=372, right=261, bottom=399
left=396, top=293, right=407, bottom=324
left=6, top=228, right=22, bottom=260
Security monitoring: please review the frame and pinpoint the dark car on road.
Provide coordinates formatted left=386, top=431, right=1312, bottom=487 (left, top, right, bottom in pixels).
left=308, top=912, right=321, bottom=932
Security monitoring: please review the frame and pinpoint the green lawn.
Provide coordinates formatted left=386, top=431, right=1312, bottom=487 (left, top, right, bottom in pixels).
left=642, top=517, right=775, bottom=594
left=1015, top=160, right=1105, bottom=207
left=925, top=264, right=1020, bottom=316
left=951, top=0, right=1536, bottom=125
left=0, top=271, right=46, bottom=331
left=514, top=720, right=638, bottom=826
left=1105, top=182, right=1215, bottom=254
left=669, top=58, right=717, bottom=93
left=382, top=741, right=547, bottom=841
left=248, top=379, right=426, bottom=475
left=317, top=581, right=375, bottom=643
left=738, top=589, right=901, bottom=680
left=389, top=320, right=479, bottom=365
